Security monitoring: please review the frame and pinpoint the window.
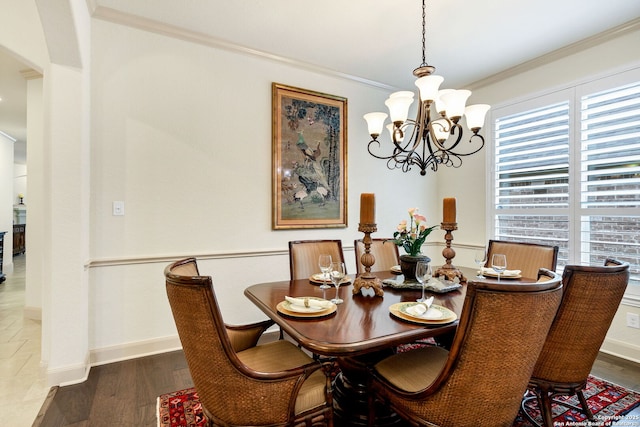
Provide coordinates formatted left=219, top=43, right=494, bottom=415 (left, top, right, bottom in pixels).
left=490, top=68, right=640, bottom=303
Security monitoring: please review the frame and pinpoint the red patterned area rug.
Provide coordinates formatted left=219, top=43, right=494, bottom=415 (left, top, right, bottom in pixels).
left=157, top=376, right=640, bottom=427
left=157, top=388, right=207, bottom=427
left=514, top=376, right=640, bottom=427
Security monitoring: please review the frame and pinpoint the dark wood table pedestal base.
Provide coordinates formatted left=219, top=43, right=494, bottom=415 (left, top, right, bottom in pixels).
left=332, top=353, right=407, bottom=427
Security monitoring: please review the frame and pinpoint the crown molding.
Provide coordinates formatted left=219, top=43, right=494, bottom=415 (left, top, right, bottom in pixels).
left=469, top=17, right=640, bottom=90
left=89, top=5, right=395, bottom=91
left=88, top=6, right=639, bottom=95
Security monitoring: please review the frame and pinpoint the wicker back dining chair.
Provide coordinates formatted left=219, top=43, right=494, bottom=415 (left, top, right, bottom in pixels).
left=288, top=239, right=346, bottom=280
left=367, top=269, right=563, bottom=427
left=521, top=258, right=630, bottom=427
left=354, top=238, right=399, bottom=274
left=165, top=258, right=334, bottom=427
left=485, top=239, right=559, bottom=279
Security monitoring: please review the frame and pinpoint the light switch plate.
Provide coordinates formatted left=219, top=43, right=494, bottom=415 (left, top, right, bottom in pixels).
left=112, top=201, right=125, bottom=216
left=627, top=312, right=640, bottom=329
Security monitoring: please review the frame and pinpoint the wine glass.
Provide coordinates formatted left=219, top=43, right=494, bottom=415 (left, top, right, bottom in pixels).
left=491, top=254, right=507, bottom=282
left=415, top=261, right=432, bottom=303
left=318, top=254, right=332, bottom=289
left=474, top=249, right=488, bottom=278
left=329, top=261, right=346, bottom=304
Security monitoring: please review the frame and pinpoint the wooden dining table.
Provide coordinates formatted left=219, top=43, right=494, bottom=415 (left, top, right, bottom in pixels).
left=244, top=266, right=536, bottom=426
left=245, top=271, right=471, bottom=352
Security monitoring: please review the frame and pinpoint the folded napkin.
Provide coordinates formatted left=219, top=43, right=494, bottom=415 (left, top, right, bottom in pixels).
left=285, top=296, right=332, bottom=309
left=313, top=272, right=331, bottom=281
left=481, top=267, right=521, bottom=276
left=408, top=296, right=433, bottom=316
left=406, top=305, right=443, bottom=320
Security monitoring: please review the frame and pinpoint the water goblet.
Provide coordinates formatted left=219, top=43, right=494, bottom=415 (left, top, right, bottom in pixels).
left=329, top=261, right=346, bottom=304
left=491, top=253, right=507, bottom=282
left=474, top=249, right=488, bottom=278
left=318, top=254, right=332, bottom=289
left=415, top=261, right=432, bottom=303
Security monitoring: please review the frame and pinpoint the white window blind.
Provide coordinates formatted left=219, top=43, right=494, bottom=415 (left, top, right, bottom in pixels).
left=493, top=101, right=571, bottom=266
left=495, top=102, right=570, bottom=210
left=578, top=81, right=640, bottom=288
left=580, top=81, right=640, bottom=209
left=491, top=68, right=640, bottom=300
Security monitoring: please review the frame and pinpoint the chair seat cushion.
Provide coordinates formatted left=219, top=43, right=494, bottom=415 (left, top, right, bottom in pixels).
left=237, top=340, right=327, bottom=414
left=375, top=345, right=449, bottom=392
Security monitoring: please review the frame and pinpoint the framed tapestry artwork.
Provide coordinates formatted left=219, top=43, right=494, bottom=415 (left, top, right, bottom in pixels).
left=272, top=83, right=348, bottom=229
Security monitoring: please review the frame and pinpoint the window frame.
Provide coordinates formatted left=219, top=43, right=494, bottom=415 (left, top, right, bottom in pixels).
left=488, top=66, right=640, bottom=306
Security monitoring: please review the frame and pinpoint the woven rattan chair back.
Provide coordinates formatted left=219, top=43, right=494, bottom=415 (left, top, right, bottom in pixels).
left=369, top=270, right=563, bottom=427
left=354, top=238, right=399, bottom=274
left=288, top=240, right=345, bottom=280
left=165, top=258, right=333, bottom=426
left=522, top=258, right=630, bottom=427
left=486, top=239, right=559, bottom=279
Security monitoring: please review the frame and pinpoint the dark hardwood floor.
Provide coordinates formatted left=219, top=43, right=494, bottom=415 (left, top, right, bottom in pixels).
left=33, top=350, right=194, bottom=427
left=33, top=350, right=640, bottom=427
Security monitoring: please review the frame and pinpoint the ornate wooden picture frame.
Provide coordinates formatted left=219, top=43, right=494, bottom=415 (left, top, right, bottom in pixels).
left=272, top=83, right=348, bottom=229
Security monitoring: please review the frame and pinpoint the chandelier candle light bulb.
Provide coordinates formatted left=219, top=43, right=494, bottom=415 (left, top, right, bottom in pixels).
left=363, top=112, right=388, bottom=138
left=415, top=75, right=444, bottom=102
left=465, top=104, right=492, bottom=132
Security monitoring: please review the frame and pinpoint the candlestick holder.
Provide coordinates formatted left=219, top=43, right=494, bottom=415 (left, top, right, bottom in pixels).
left=353, top=223, right=384, bottom=297
left=434, top=222, right=466, bottom=283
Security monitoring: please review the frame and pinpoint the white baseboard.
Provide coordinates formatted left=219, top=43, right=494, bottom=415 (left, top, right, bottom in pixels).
left=88, top=329, right=286, bottom=368
left=88, top=331, right=286, bottom=368
left=47, top=353, right=91, bottom=387
left=89, top=335, right=183, bottom=367
left=55, top=333, right=281, bottom=386
left=601, top=337, right=640, bottom=364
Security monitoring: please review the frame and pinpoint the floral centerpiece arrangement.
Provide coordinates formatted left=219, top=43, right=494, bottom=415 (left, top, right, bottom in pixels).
left=390, top=208, right=438, bottom=257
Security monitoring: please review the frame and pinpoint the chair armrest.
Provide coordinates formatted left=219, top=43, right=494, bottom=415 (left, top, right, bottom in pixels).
left=225, top=319, right=275, bottom=352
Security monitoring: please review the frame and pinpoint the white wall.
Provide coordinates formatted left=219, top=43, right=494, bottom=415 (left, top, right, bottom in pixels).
left=0, top=135, right=14, bottom=274
left=0, top=0, right=48, bottom=70
left=87, top=20, right=439, bottom=362
left=0, top=0, right=47, bottom=277
left=24, top=76, right=44, bottom=318
left=13, top=164, right=26, bottom=205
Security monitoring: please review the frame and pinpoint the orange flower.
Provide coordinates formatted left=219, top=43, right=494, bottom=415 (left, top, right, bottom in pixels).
left=389, top=208, right=437, bottom=256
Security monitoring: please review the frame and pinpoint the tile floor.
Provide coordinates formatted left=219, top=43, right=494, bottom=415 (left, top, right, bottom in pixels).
left=0, top=255, right=50, bottom=426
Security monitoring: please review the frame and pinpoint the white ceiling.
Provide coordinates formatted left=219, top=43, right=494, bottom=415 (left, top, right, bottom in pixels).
left=2, top=0, right=640, bottom=164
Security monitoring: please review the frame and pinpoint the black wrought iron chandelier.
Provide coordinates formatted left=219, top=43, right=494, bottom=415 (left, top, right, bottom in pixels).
left=363, top=0, right=490, bottom=176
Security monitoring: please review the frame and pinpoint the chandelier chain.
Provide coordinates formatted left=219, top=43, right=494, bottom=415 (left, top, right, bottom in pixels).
left=421, top=0, right=427, bottom=67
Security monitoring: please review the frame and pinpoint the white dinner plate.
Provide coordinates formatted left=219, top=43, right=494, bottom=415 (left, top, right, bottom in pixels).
left=276, top=298, right=337, bottom=318
left=389, top=302, right=457, bottom=325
